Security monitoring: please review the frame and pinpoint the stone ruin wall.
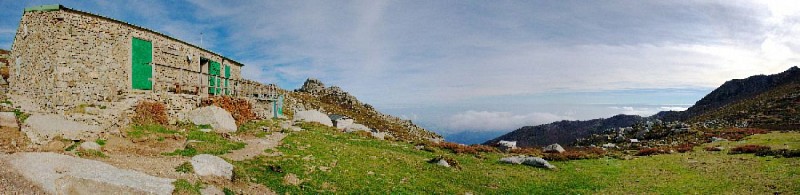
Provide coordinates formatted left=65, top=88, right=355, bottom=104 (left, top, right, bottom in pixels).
left=9, top=9, right=243, bottom=114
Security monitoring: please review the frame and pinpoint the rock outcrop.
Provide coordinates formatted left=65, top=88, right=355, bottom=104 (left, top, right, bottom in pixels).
left=186, top=106, right=237, bottom=133
left=0, top=112, right=17, bottom=128
left=22, top=114, right=102, bottom=144
left=499, top=156, right=556, bottom=169
left=293, top=110, right=334, bottom=127
left=190, top=154, right=234, bottom=180
left=542, top=143, right=565, bottom=153
left=5, top=152, right=175, bottom=194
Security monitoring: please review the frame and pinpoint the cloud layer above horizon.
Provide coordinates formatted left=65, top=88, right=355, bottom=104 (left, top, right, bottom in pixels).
left=2, top=0, right=800, bottom=137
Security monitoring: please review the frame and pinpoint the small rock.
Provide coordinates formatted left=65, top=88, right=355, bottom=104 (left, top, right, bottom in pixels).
left=371, top=132, right=387, bottom=140
left=190, top=154, right=234, bottom=180
left=200, top=185, right=224, bottom=195
left=0, top=112, right=18, bottom=128
left=79, top=141, right=101, bottom=151
left=199, top=128, right=212, bottom=133
left=711, top=137, right=727, bottom=142
left=283, top=173, right=301, bottom=186
left=414, top=145, right=424, bottom=150
left=602, top=143, right=617, bottom=148
left=84, top=107, right=101, bottom=115
left=542, top=143, right=565, bottom=153
left=497, top=140, right=517, bottom=152
left=435, top=159, right=450, bottom=167
left=499, top=156, right=556, bottom=169
left=42, top=140, right=67, bottom=152
left=343, top=123, right=371, bottom=133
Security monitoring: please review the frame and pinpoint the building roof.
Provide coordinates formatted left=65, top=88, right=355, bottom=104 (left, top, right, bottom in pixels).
left=23, top=4, right=245, bottom=67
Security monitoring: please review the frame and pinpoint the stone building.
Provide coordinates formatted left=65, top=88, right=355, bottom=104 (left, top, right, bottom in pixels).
left=7, top=5, right=282, bottom=125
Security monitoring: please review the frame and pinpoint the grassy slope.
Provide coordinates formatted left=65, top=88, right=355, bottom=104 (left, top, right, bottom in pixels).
left=233, top=124, right=800, bottom=194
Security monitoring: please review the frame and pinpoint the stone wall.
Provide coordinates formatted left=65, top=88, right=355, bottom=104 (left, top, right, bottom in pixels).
left=9, top=8, right=245, bottom=114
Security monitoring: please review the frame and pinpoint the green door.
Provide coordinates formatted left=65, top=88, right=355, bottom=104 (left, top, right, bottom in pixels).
left=224, top=65, right=230, bottom=95
left=208, top=60, right=221, bottom=95
left=131, top=38, right=152, bottom=90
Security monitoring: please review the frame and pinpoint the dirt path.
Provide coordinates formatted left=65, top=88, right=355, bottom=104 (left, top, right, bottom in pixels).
left=223, top=132, right=287, bottom=161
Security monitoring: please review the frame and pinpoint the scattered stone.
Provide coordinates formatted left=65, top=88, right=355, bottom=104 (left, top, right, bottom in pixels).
left=22, top=114, right=102, bottom=145
left=84, top=107, right=101, bottom=115
left=293, top=110, right=333, bottom=127
left=711, top=137, right=727, bottom=142
left=190, top=154, right=233, bottom=180
left=283, top=173, right=301, bottom=186
left=79, top=141, right=101, bottom=151
left=0, top=112, right=17, bottom=128
left=414, top=145, right=425, bottom=150
left=6, top=152, right=175, bottom=194
left=542, top=143, right=565, bottom=153
left=602, top=143, right=617, bottom=148
left=497, top=140, right=517, bottom=152
left=199, top=128, right=212, bottom=133
left=200, top=185, right=224, bottom=195
left=499, top=156, right=556, bottom=169
left=630, top=139, right=640, bottom=143
left=371, top=131, right=387, bottom=140
left=186, top=106, right=237, bottom=133
left=343, top=123, right=371, bottom=133
left=435, top=159, right=450, bottom=167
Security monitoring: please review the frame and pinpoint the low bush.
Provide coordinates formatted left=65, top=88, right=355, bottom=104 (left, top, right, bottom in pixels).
left=704, top=146, right=723, bottom=151
left=132, top=101, right=168, bottom=125
left=729, top=145, right=771, bottom=154
left=675, top=143, right=695, bottom=153
left=509, top=147, right=543, bottom=156
left=175, top=162, right=194, bottom=173
left=430, top=142, right=498, bottom=155
left=755, top=149, right=800, bottom=158
left=635, top=148, right=669, bottom=156
left=544, top=147, right=606, bottom=161
left=202, top=96, right=256, bottom=125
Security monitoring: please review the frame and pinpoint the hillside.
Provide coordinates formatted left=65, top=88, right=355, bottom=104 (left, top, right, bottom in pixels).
left=485, top=114, right=644, bottom=147
left=286, top=78, right=442, bottom=142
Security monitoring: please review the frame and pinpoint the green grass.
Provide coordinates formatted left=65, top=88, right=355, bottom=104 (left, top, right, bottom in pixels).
left=237, top=119, right=281, bottom=138
left=175, top=162, right=194, bottom=173
left=165, top=130, right=245, bottom=157
left=232, top=124, right=800, bottom=194
left=95, top=139, right=106, bottom=146
left=12, top=109, right=29, bottom=123
left=173, top=179, right=202, bottom=195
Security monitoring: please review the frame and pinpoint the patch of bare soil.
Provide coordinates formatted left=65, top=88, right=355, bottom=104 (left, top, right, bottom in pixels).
left=0, top=127, right=31, bottom=153
left=103, top=134, right=185, bottom=156
left=0, top=155, right=47, bottom=194
left=99, top=154, right=191, bottom=180
left=223, top=132, right=286, bottom=161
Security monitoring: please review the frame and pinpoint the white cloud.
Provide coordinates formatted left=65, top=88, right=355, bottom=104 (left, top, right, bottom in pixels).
left=444, top=110, right=573, bottom=133
left=609, top=106, right=690, bottom=116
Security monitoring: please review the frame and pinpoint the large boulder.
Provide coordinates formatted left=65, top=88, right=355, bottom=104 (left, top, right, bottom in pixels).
left=293, top=110, right=333, bottom=127
left=542, top=143, right=565, bottom=153
left=497, top=140, right=517, bottom=152
left=499, top=156, right=556, bottom=169
left=343, top=123, right=371, bottom=133
left=22, top=114, right=102, bottom=145
left=190, top=154, right=233, bottom=180
left=80, top=141, right=102, bottom=151
left=5, top=152, right=175, bottom=194
left=0, top=112, right=17, bottom=128
left=186, top=106, right=237, bottom=133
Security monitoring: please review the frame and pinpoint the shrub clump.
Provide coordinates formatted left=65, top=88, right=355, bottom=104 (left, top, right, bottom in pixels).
left=704, top=146, right=723, bottom=151
left=430, top=142, right=498, bottom=155
left=202, top=96, right=256, bottom=125
left=543, top=147, right=606, bottom=161
left=729, top=145, right=771, bottom=154
left=755, top=149, right=800, bottom=158
left=635, top=147, right=670, bottom=156
left=509, top=147, right=543, bottom=156
left=132, top=101, right=168, bottom=125
left=705, top=128, right=770, bottom=141
left=675, top=143, right=695, bottom=153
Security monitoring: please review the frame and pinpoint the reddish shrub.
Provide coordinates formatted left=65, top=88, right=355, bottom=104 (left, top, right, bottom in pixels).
left=543, top=147, right=607, bottom=161
left=704, top=146, right=723, bottom=151
left=635, top=148, right=669, bottom=156
left=132, top=101, right=168, bottom=125
left=202, top=96, right=256, bottom=125
left=675, top=144, right=695, bottom=153
left=705, top=128, right=770, bottom=141
left=509, top=147, right=543, bottom=156
left=431, top=142, right=497, bottom=155
left=729, top=145, right=771, bottom=154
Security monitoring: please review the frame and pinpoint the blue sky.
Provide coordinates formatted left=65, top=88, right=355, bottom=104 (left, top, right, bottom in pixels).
left=2, top=1, right=800, bottom=144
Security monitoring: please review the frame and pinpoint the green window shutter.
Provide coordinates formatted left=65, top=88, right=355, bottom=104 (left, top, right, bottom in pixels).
left=208, top=61, right=221, bottom=95
left=131, top=38, right=152, bottom=90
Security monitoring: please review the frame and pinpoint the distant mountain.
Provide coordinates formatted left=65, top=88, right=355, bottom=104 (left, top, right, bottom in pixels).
left=486, top=66, right=800, bottom=147
left=444, top=131, right=508, bottom=145
left=658, top=66, right=800, bottom=122
left=484, top=114, right=644, bottom=147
